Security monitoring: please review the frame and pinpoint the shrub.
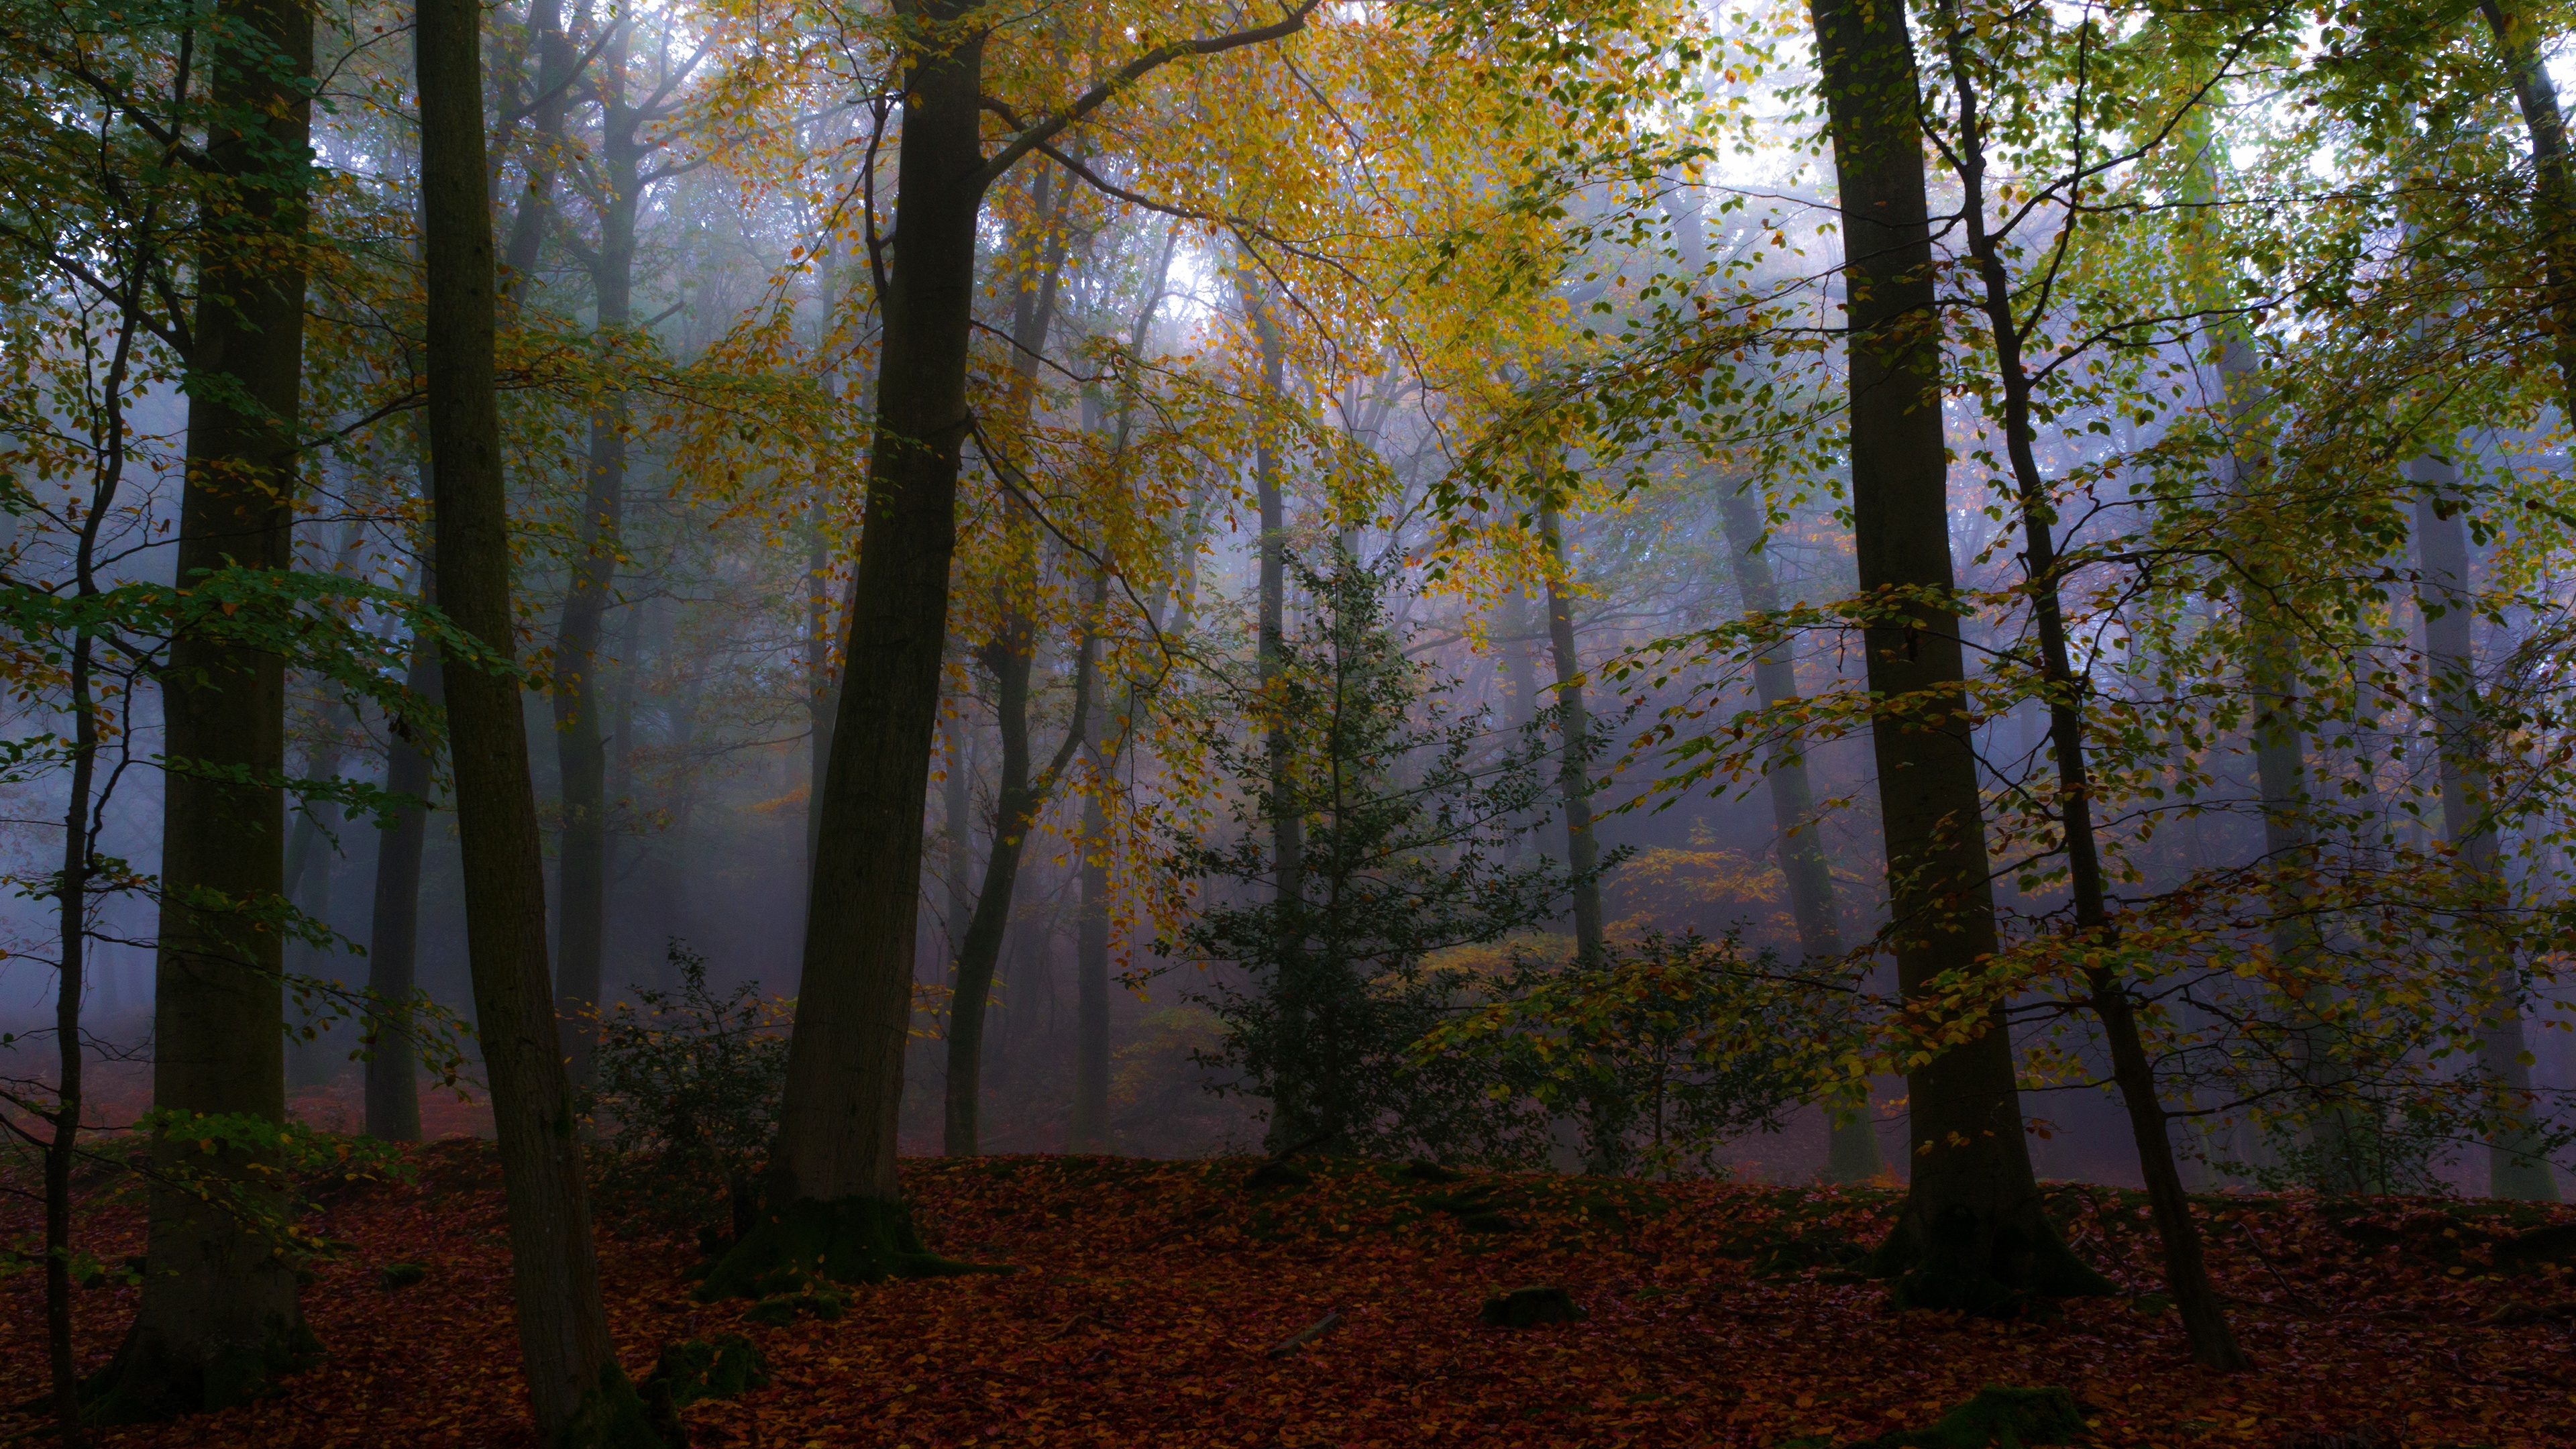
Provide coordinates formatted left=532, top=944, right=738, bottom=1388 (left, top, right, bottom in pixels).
left=588, top=941, right=789, bottom=1242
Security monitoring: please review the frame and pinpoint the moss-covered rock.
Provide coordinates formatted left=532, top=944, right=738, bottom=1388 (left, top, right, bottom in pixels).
left=695, top=1195, right=1004, bottom=1302
left=647, top=1334, right=771, bottom=1406
left=1479, top=1285, right=1587, bottom=1328
left=1858, top=1385, right=2088, bottom=1448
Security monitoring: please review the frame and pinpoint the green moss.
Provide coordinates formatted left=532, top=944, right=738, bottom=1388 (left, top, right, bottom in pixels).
left=1479, top=1285, right=1587, bottom=1328
left=1859, top=1385, right=2088, bottom=1449
left=559, top=1361, right=672, bottom=1448
left=695, top=1195, right=1008, bottom=1302
left=647, top=1333, right=771, bottom=1406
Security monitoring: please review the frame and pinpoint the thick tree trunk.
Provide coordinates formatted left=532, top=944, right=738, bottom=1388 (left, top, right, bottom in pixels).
left=2410, top=456, right=2559, bottom=1201
left=365, top=625, right=441, bottom=1143
left=416, top=0, right=655, bottom=1438
left=93, top=0, right=317, bottom=1415
left=1811, top=0, right=2098, bottom=1308
left=724, top=0, right=1321, bottom=1282
left=761, top=3, right=989, bottom=1221
left=1713, top=482, right=1883, bottom=1184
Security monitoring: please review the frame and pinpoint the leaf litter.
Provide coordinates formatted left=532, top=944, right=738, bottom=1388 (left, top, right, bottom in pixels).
left=3, top=1144, right=2570, bottom=1446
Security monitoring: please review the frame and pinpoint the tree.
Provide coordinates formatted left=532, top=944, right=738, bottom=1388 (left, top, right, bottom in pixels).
left=93, top=0, right=323, bottom=1415
left=1178, top=555, right=1574, bottom=1161
left=415, top=0, right=658, bottom=1434
left=723, top=0, right=1324, bottom=1288
left=1809, top=0, right=2103, bottom=1309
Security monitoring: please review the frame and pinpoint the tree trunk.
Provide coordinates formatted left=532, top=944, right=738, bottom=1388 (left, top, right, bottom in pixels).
left=1941, top=24, right=2241, bottom=1361
left=497, top=0, right=576, bottom=294
left=1713, top=482, right=1883, bottom=1184
left=551, top=28, right=637, bottom=1092
left=1250, top=279, right=1313, bottom=1152
left=1811, top=0, right=2099, bottom=1307
left=2480, top=0, right=2576, bottom=427
left=1070, top=780, right=1112, bottom=1150
left=2410, top=456, right=2559, bottom=1201
left=943, top=166, right=1071, bottom=1155
left=727, top=0, right=1322, bottom=1283
left=759, top=0, right=991, bottom=1228
left=415, top=0, right=656, bottom=1436
left=365, top=620, right=441, bottom=1143
left=93, top=0, right=317, bottom=1415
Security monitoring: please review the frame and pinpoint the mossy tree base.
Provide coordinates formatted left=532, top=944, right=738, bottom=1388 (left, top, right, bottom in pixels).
left=558, top=1363, right=674, bottom=1449
left=1872, top=1202, right=2113, bottom=1317
left=1858, top=1385, right=2087, bottom=1448
left=696, top=1195, right=1006, bottom=1302
left=80, top=1313, right=321, bottom=1425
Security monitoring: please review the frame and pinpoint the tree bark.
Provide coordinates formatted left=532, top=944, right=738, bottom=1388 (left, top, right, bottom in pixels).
left=94, top=0, right=317, bottom=1415
left=365, top=620, right=441, bottom=1143
left=416, top=0, right=657, bottom=1437
left=2409, top=456, right=2559, bottom=1201
left=1810, top=0, right=2099, bottom=1307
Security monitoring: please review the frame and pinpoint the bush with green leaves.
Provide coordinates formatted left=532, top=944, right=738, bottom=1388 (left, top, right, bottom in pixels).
left=1169, top=554, right=1601, bottom=1164
left=1421, top=930, right=1850, bottom=1177
left=588, top=942, right=788, bottom=1244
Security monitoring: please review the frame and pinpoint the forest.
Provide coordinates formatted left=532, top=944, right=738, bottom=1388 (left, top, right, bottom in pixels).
left=1, top=0, right=2575, bottom=1442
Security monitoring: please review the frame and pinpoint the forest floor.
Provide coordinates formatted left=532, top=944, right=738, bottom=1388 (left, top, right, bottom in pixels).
left=2, top=1145, right=2571, bottom=1447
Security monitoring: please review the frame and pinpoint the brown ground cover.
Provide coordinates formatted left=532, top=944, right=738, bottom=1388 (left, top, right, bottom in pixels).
left=2, top=1146, right=2569, bottom=1446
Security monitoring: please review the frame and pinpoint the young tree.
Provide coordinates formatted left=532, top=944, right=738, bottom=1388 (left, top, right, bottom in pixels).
left=1180, top=557, right=1572, bottom=1161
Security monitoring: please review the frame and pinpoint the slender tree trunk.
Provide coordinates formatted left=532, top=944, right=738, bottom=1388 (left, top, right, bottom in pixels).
left=1070, top=779, right=1111, bottom=1150
left=1250, top=280, right=1312, bottom=1151
left=416, top=0, right=655, bottom=1437
left=943, top=168, right=1071, bottom=1155
left=551, top=54, right=635, bottom=1090
left=1939, top=23, right=2243, bottom=1362
left=1713, top=482, right=1883, bottom=1184
left=2480, top=0, right=2576, bottom=427
left=497, top=0, right=576, bottom=293
left=1536, top=504, right=1604, bottom=957
left=1811, top=0, right=2100, bottom=1306
left=943, top=718, right=975, bottom=955
left=49, top=631, right=98, bottom=1446
left=95, top=0, right=317, bottom=1413
left=365, top=621, right=441, bottom=1143
left=2410, top=455, right=2559, bottom=1201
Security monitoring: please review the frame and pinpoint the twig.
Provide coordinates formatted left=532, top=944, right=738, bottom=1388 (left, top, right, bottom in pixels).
left=1265, top=1309, right=1342, bottom=1358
